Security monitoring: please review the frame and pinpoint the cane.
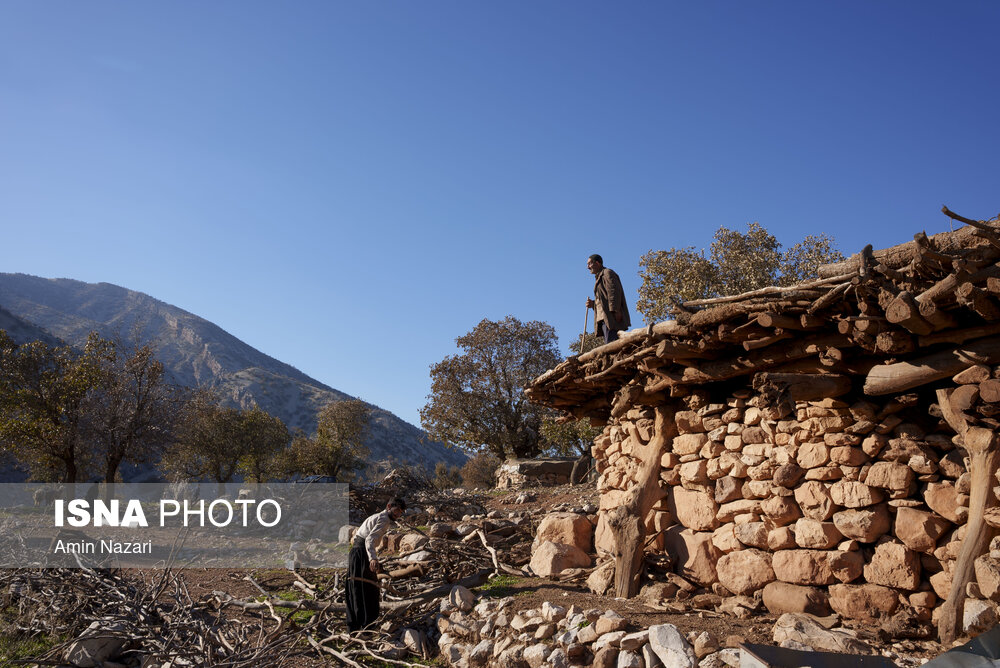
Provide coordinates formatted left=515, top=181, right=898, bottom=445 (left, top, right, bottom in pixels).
left=581, top=305, right=590, bottom=354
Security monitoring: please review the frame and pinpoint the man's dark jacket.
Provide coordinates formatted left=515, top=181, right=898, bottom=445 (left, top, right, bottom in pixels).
left=593, top=267, right=631, bottom=335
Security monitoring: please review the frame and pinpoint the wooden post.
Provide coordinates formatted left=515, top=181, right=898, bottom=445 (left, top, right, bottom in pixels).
left=605, top=404, right=676, bottom=597
left=936, top=388, right=1000, bottom=644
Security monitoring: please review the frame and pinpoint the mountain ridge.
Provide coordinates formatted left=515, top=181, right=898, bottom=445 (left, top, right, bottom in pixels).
left=0, top=273, right=465, bottom=475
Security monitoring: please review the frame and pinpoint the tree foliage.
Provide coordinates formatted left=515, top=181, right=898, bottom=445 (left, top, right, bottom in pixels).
left=433, top=461, right=462, bottom=490
left=283, top=399, right=371, bottom=482
left=568, top=332, right=603, bottom=356
left=539, top=416, right=602, bottom=457
left=460, top=451, right=501, bottom=489
left=160, top=393, right=289, bottom=483
left=0, top=331, right=107, bottom=482
left=234, top=406, right=290, bottom=483
left=84, top=337, right=184, bottom=483
left=637, top=222, right=844, bottom=322
left=420, top=317, right=562, bottom=460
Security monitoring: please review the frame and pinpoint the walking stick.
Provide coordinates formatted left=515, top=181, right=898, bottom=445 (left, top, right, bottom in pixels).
left=581, top=305, right=590, bottom=354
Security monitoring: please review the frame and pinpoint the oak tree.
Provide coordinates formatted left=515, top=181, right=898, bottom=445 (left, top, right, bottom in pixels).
left=421, top=317, right=562, bottom=460
left=637, top=223, right=844, bottom=322
left=160, top=393, right=287, bottom=483
left=84, top=338, right=184, bottom=483
left=0, top=331, right=106, bottom=482
left=284, top=399, right=371, bottom=482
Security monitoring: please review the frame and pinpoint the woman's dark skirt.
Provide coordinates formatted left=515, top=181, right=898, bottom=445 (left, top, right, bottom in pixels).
left=345, top=544, right=379, bottom=632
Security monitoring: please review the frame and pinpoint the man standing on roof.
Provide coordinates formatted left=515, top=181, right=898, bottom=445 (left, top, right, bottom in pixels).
left=346, top=497, right=406, bottom=632
left=586, top=254, right=631, bottom=343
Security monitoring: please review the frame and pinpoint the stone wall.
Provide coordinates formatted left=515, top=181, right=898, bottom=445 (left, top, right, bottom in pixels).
left=496, top=458, right=577, bottom=489
left=591, top=374, right=998, bottom=624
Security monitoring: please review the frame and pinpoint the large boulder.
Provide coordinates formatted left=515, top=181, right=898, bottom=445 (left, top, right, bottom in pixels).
left=863, top=541, right=921, bottom=591
left=925, top=482, right=963, bottom=524
left=828, top=583, right=900, bottom=621
left=772, top=613, right=874, bottom=654
left=648, top=624, right=697, bottom=668
left=529, top=541, right=591, bottom=577
left=832, top=505, right=891, bottom=543
left=976, top=554, right=1000, bottom=601
left=865, top=461, right=915, bottom=492
left=772, top=549, right=863, bottom=586
left=793, top=519, right=842, bottom=549
left=534, top=512, right=593, bottom=553
left=761, top=582, right=831, bottom=616
left=716, top=549, right=775, bottom=595
left=830, top=480, right=884, bottom=508
left=761, top=495, right=802, bottom=526
left=669, top=487, right=720, bottom=531
left=794, top=482, right=835, bottom=521
left=893, top=507, right=950, bottom=554
left=663, top=526, right=721, bottom=586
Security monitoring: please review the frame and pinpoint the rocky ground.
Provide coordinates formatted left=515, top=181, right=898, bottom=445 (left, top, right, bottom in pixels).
left=0, top=476, right=965, bottom=667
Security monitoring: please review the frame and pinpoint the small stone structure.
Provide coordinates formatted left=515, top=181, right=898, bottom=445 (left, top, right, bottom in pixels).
left=527, top=212, right=1000, bottom=641
left=496, top=457, right=576, bottom=489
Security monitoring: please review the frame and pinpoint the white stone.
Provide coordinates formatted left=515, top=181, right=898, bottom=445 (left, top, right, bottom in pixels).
left=617, top=649, right=642, bottom=668
left=648, top=623, right=697, bottom=668
left=548, top=647, right=569, bottom=668
left=963, top=599, right=999, bottom=635
left=523, top=643, right=551, bottom=668
left=642, top=643, right=664, bottom=668
left=542, top=601, right=567, bottom=622
left=593, top=630, right=627, bottom=651
left=620, top=630, right=649, bottom=651
left=469, top=639, right=493, bottom=666
left=450, top=585, right=476, bottom=612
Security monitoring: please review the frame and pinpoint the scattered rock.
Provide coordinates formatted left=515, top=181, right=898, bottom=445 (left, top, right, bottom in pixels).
left=772, top=613, right=874, bottom=654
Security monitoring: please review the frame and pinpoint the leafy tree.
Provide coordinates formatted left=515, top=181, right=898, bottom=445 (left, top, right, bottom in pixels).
left=0, top=331, right=107, bottom=482
left=432, top=461, right=462, bottom=490
left=420, top=317, right=562, bottom=460
left=540, top=416, right=602, bottom=457
left=234, top=406, right=290, bottom=483
left=84, top=338, right=184, bottom=483
left=569, top=332, right=603, bottom=356
left=284, top=399, right=371, bottom=482
left=460, top=452, right=501, bottom=489
left=161, top=395, right=289, bottom=483
left=637, top=223, right=844, bottom=322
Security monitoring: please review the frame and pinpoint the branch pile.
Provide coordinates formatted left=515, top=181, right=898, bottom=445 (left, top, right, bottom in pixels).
left=0, top=491, right=535, bottom=667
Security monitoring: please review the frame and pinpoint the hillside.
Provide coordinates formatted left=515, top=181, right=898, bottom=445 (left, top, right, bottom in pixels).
left=0, top=273, right=465, bottom=473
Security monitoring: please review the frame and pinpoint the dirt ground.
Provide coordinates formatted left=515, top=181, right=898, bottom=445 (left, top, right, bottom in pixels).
left=162, top=481, right=948, bottom=664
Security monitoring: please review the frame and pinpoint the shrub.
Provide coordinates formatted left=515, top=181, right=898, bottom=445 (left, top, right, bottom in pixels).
left=460, top=452, right=500, bottom=489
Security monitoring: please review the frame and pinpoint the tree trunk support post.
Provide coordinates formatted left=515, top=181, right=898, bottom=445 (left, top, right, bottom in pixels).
left=936, top=387, right=1000, bottom=644
left=606, top=404, right=677, bottom=598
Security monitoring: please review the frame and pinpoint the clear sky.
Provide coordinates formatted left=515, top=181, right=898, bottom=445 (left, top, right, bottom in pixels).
left=2, top=2, right=998, bottom=428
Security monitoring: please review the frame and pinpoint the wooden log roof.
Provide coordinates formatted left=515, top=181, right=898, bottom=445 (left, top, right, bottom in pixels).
left=526, top=210, right=1000, bottom=422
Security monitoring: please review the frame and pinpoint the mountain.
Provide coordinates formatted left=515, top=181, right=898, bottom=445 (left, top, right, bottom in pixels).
left=0, top=273, right=465, bottom=475
left=0, top=303, right=63, bottom=347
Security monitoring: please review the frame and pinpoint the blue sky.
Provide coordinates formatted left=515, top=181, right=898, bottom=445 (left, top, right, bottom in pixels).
left=2, top=2, right=998, bottom=428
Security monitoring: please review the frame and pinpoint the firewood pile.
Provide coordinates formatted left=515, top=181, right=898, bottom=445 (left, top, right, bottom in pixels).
left=526, top=209, right=1000, bottom=643
left=0, top=487, right=536, bottom=667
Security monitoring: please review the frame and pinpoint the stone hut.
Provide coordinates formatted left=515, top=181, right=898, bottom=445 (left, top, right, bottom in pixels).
left=526, top=211, right=1000, bottom=641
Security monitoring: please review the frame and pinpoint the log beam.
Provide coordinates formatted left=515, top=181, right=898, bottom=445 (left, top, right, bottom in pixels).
left=864, top=335, right=1000, bottom=395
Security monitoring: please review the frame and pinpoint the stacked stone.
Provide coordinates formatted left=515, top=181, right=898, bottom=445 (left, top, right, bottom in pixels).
left=496, top=460, right=575, bottom=489
left=590, top=378, right=994, bottom=625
